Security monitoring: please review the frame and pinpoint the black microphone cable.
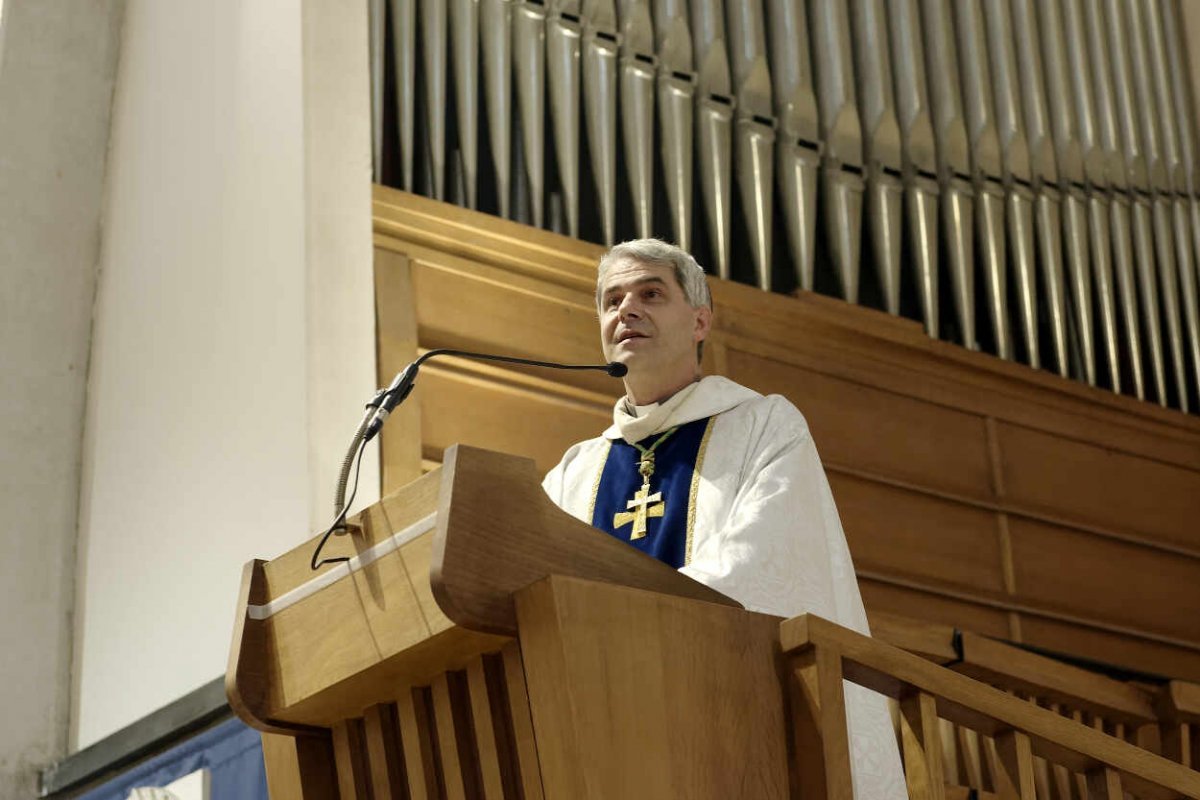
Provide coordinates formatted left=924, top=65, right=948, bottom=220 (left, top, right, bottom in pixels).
left=311, top=349, right=627, bottom=570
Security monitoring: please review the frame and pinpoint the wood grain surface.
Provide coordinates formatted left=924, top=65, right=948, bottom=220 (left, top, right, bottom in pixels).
left=373, top=185, right=1200, bottom=682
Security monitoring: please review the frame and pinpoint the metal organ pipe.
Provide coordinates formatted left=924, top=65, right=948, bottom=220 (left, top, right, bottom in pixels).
left=849, top=0, right=904, bottom=316
left=766, top=0, right=820, bottom=294
left=373, top=0, right=1200, bottom=416
left=982, top=0, right=1038, bottom=368
left=887, top=0, right=940, bottom=339
left=921, top=0, right=976, bottom=350
left=953, top=0, right=1012, bottom=360
left=690, top=0, right=734, bottom=279
left=653, top=0, right=697, bottom=252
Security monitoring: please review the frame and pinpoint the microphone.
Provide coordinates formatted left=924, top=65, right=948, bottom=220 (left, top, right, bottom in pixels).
left=363, top=349, right=627, bottom=442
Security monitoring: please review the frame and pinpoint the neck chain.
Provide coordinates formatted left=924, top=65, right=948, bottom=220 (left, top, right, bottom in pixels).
left=612, top=426, right=678, bottom=541
left=632, top=426, right=678, bottom=484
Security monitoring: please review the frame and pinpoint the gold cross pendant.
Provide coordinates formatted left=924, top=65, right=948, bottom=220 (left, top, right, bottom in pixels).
left=613, top=482, right=666, bottom=540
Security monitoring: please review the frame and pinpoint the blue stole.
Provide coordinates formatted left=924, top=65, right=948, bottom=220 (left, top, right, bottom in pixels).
left=590, top=416, right=715, bottom=568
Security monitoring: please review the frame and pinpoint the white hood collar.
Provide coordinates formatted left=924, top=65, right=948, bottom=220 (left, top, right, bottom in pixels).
left=604, top=375, right=761, bottom=443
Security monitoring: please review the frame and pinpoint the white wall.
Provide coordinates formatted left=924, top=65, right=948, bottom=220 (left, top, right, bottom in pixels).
left=0, top=1, right=123, bottom=795
left=72, top=0, right=376, bottom=750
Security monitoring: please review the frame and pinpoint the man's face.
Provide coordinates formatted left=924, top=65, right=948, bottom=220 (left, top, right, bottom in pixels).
left=598, top=259, right=710, bottom=375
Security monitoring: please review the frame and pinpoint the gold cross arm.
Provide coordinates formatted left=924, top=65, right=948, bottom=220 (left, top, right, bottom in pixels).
left=613, top=486, right=665, bottom=541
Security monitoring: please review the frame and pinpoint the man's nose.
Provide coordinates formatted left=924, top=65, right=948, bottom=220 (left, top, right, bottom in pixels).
left=617, top=294, right=643, bottom=319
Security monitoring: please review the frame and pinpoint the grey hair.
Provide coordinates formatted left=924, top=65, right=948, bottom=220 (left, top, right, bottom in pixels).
left=594, top=238, right=712, bottom=310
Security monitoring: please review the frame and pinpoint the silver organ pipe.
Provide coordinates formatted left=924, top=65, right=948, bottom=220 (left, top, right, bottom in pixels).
left=921, top=0, right=976, bottom=350
left=375, top=0, right=1200, bottom=415
left=849, top=0, right=904, bottom=315
left=480, top=0, right=512, bottom=217
left=1104, top=0, right=1165, bottom=405
left=421, top=0, right=449, bottom=200
left=1060, top=0, right=1120, bottom=393
left=953, top=0, right=1012, bottom=360
left=581, top=0, right=619, bottom=244
left=1038, top=0, right=1095, bottom=387
left=888, top=0, right=940, bottom=339
left=690, top=0, right=734, bottom=279
left=982, top=0, right=1038, bottom=368
left=1121, top=0, right=1180, bottom=407
left=1082, top=0, right=1144, bottom=400
left=1163, top=0, right=1200, bottom=410
left=653, top=0, right=696, bottom=252
left=546, top=0, right=583, bottom=237
left=1011, top=0, right=1069, bottom=377
left=513, top=2, right=547, bottom=227
left=813, top=0, right=865, bottom=303
left=617, top=0, right=658, bottom=239
left=766, top=0, right=820, bottom=294
left=725, top=0, right=776, bottom=290
left=371, top=0, right=386, bottom=184
left=450, top=0, right=480, bottom=207
left=1146, top=0, right=1199, bottom=412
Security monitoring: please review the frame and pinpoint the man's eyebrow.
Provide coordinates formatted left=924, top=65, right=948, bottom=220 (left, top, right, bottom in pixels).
left=602, top=276, right=668, bottom=296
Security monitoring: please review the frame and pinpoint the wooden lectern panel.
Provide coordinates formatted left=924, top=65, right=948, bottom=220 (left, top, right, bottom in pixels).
left=516, top=575, right=791, bottom=799
left=431, top=445, right=740, bottom=635
left=229, top=445, right=763, bottom=799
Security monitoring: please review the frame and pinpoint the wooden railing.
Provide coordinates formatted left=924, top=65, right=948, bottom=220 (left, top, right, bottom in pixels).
left=872, top=612, right=1200, bottom=790
left=1161, top=680, right=1200, bottom=770
left=783, top=614, right=1200, bottom=799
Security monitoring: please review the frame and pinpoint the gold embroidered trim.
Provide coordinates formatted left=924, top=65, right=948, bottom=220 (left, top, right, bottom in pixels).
left=586, top=439, right=613, bottom=524
left=684, top=417, right=717, bottom=566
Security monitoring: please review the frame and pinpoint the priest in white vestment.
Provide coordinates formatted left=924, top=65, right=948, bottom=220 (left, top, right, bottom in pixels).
left=542, top=239, right=908, bottom=799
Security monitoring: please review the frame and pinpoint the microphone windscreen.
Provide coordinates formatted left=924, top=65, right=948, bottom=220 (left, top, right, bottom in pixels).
left=606, top=361, right=629, bottom=378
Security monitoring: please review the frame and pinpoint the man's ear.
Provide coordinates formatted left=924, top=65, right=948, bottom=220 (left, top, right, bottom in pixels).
left=693, top=304, right=713, bottom=343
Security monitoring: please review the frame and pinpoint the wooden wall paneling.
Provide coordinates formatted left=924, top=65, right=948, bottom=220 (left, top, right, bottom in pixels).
left=373, top=187, right=1200, bottom=689
left=331, top=719, right=373, bottom=800
left=858, top=578, right=1014, bottom=639
left=376, top=248, right=424, bottom=491
left=1017, top=616, right=1200, bottom=685
left=724, top=348, right=995, bottom=501
left=829, top=473, right=1008, bottom=597
left=1007, top=518, right=1200, bottom=645
left=371, top=189, right=600, bottom=291
left=868, top=613, right=961, bottom=664
left=363, top=703, right=406, bottom=798
left=950, top=632, right=1157, bottom=726
left=996, top=421, right=1200, bottom=554
left=712, top=279, right=1200, bottom=472
left=407, top=256, right=612, bottom=392
left=419, top=363, right=611, bottom=475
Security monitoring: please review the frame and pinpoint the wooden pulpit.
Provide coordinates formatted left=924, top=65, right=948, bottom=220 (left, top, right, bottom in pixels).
left=226, top=445, right=793, bottom=799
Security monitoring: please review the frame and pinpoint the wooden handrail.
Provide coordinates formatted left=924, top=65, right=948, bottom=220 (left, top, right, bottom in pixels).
left=871, top=613, right=1157, bottom=725
left=1162, top=681, right=1200, bottom=725
left=782, top=614, right=1200, bottom=800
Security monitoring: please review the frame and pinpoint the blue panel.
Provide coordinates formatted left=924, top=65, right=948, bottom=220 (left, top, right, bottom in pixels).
left=74, top=717, right=267, bottom=800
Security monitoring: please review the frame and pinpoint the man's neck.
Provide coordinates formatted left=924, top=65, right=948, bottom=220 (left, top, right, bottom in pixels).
left=623, top=372, right=701, bottom=406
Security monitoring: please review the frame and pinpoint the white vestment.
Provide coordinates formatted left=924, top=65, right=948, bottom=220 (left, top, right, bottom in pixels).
left=543, top=375, right=907, bottom=799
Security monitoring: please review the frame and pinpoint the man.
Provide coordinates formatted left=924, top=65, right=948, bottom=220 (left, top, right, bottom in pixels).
left=542, top=238, right=907, bottom=799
